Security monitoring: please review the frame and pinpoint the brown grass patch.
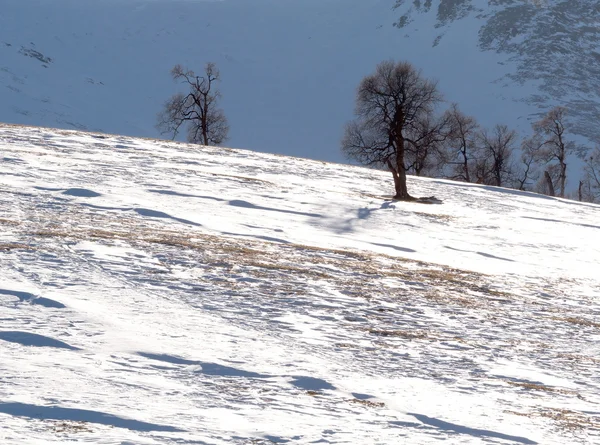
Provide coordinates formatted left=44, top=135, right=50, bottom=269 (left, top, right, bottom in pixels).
left=0, top=218, right=20, bottom=226
left=368, top=329, right=428, bottom=339
left=505, top=381, right=575, bottom=395
left=414, top=211, right=454, bottom=223
left=49, top=420, right=93, bottom=433
left=348, top=398, right=385, bottom=408
left=505, top=408, right=600, bottom=431
left=0, top=242, right=33, bottom=251
left=556, top=353, right=600, bottom=364
left=551, top=316, right=600, bottom=329
left=245, top=261, right=332, bottom=280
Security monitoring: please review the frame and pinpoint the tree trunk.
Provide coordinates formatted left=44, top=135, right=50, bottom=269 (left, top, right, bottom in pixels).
left=390, top=131, right=414, bottom=200
left=387, top=158, right=412, bottom=200
left=559, top=161, right=567, bottom=198
left=463, top=152, right=470, bottom=183
left=544, top=170, right=555, bottom=197
left=578, top=180, right=583, bottom=201
left=202, top=93, right=209, bottom=145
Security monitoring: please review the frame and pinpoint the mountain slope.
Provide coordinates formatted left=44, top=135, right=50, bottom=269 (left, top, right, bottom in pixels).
left=4, top=0, right=593, bottom=164
left=1, top=124, right=599, bottom=444
left=394, top=0, right=600, bottom=143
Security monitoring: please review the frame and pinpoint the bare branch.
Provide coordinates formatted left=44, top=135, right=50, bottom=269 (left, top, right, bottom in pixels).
left=341, top=60, right=443, bottom=200
left=157, top=62, right=229, bottom=146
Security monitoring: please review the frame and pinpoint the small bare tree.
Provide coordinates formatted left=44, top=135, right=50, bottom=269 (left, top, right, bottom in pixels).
left=341, top=60, right=443, bottom=200
left=531, top=106, right=572, bottom=197
left=513, top=135, right=543, bottom=190
left=157, top=63, right=229, bottom=146
left=444, top=104, right=479, bottom=183
left=581, top=146, right=600, bottom=202
left=474, top=124, right=517, bottom=187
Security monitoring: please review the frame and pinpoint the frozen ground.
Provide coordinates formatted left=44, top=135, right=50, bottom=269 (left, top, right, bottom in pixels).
left=0, top=124, right=599, bottom=444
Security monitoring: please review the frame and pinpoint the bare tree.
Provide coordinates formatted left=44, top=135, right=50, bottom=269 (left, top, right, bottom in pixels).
left=513, top=135, right=543, bottom=190
left=157, top=63, right=229, bottom=146
left=534, top=164, right=561, bottom=197
left=341, top=60, right=443, bottom=200
left=531, top=106, right=572, bottom=197
left=474, top=124, right=517, bottom=187
left=581, top=146, right=600, bottom=202
left=444, top=104, right=478, bottom=182
left=405, top=112, right=453, bottom=177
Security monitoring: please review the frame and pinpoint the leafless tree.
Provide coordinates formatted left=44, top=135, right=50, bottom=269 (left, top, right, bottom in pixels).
left=341, top=60, right=443, bottom=200
left=474, top=124, right=517, bottom=187
left=513, top=135, right=543, bottom=190
left=444, top=104, right=479, bottom=183
left=581, top=146, right=600, bottom=202
left=534, top=164, right=561, bottom=197
left=405, top=112, right=453, bottom=177
left=531, top=106, right=572, bottom=197
left=157, top=63, right=229, bottom=146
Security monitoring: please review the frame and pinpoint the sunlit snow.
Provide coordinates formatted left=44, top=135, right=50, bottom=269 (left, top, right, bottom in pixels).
left=0, top=124, right=599, bottom=444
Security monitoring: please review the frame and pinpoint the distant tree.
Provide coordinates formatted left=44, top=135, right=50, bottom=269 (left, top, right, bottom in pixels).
left=474, top=124, right=517, bottom=187
left=444, top=104, right=479, bottom=183
left=513, top=135, right=543, bottom=191
left=531, top=106, right=573, bottom=197
left=581, top=146, right=600, bottom=202
left=341, top=60, right=444, bottom=200
left=534, top=164, right=561, bottom=197
left=157, top=63, right=229, bottom=146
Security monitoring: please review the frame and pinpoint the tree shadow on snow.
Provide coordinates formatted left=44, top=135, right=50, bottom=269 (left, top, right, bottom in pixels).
left=522, top=216, right=600, bottom=230
left=289, top=376, right=336, bottom=391
left=390, top=413, right=537, bottom=444
left=0, top=289, right=65, bottom=308
left=228, top=200, right=322, bottom=218
left=148, top=189, right=225, bottom=202
left=371, top=242, right=417, bottom=253
left=444, top=246, right=514, bottom=262
left=79, top=203, right=202, bottom=227
left=0, top=402, right=184, bottom=432
left=138, top=352, right=270, bottom=378
left=0, top=331, right=80, bottom=350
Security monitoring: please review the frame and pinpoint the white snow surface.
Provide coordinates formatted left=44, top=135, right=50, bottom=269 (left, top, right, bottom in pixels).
left=1, top=124, right=600, bottom=444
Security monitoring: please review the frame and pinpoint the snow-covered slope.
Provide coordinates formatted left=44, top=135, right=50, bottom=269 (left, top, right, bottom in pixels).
left=4, top=0, right=593, bottom=165
left=394, top=0, right=600, bottom=142
left=1, top=124, right=599, bottom=444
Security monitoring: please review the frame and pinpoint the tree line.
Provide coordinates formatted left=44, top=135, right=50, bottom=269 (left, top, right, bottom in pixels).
left=156, top=60, right=600, bottom=204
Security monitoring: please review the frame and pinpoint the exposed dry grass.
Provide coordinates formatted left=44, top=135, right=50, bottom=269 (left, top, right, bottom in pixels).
left=348, top=398, right=385, bottom=408
left=506, top=381, right=564, bottom=393
left=556, top=353, right=600, bottom=364
left=0, top=242, right=34, bottom=251
left=22, top=219, right=516, bottom=313
left=552, top=316, right=600, bottom=329
left=0, top=218, right=20, bottom=226
left=48, top=420, right=93, bottom=433
left=245, top=261, right=333, bottom=280
left=414, top=211, right=454, bottom=223
left=506, top=408, right=600, bottom=431
left=368, top=329, right=429, bottom=339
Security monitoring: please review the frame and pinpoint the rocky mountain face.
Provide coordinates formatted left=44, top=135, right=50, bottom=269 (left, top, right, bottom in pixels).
left=394, top=0, right=600, bottom=145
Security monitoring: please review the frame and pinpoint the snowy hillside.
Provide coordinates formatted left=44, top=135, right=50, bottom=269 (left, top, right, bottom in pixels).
left=1, top=124, right=599, bottom=444
left=3, top=0, right=589, bottom=167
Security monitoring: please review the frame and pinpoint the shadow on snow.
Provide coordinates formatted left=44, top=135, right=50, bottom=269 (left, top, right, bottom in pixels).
left=0, top=402, right=184, bottom=432
left=390, top=413, right=537, bottom=445
left=0, top=331, right=80, bottom=350
left=138, top=352, right=271, bottom=378
left=0, top=289, right=65, bottom=308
